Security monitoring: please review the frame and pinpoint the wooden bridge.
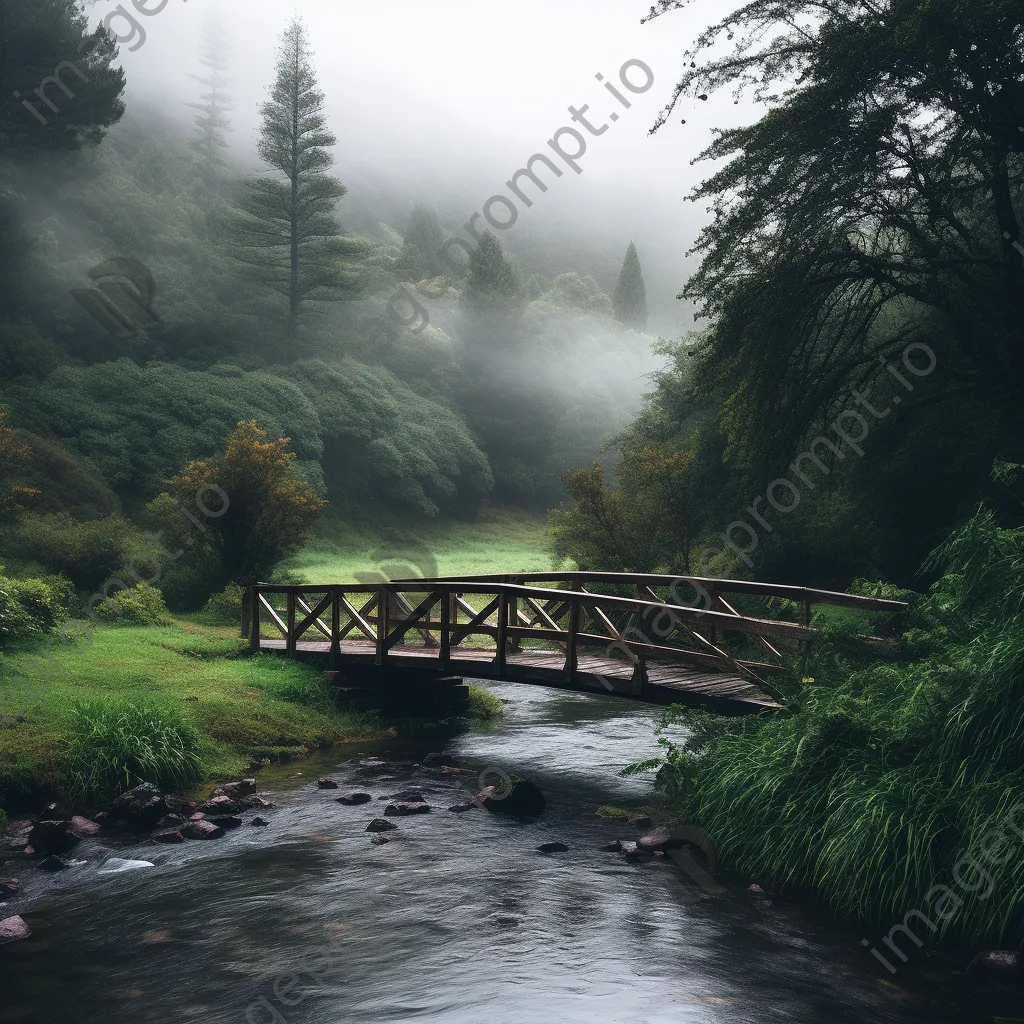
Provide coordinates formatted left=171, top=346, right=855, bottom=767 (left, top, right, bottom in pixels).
left=246, top=572, right=907, bottom=715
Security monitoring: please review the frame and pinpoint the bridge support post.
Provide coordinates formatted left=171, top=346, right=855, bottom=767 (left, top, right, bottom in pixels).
left=248, top=586, right=261, bottom=652
left=329, top=586, right=341, bottom=671
left=286, top=591, right=296, bottom=658
left=440, top=588, right=451, bottom=670
left=496, top=591, right=508, bottom=676
left=375, top=587, right=389, bottom=666
left=565, top=594, right=580, bottom=682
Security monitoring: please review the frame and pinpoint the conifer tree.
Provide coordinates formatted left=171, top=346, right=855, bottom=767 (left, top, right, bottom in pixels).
left=187, top=10, right=233, bottom=184
left=462, top=231, right=525, bottom=318
left=612, top=241, right=648, bottom=330
left=231, top=17, right=362, bottom=355
left=398, top=205, right=444, bottom=281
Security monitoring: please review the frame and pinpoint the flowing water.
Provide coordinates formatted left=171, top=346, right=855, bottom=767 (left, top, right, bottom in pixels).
left=0, top=683, right=1018, bottom=1023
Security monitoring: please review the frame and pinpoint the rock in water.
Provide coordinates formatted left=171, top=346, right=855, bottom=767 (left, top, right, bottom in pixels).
left=111, top=783, right=167, bottom=826
left=384, top=802, right=431, bottom=816
left=974, top=951, right=1020, bottom=971
left=390, top=790, right=425, bottom=803
left=536, top=842, right=570, bottom=854
left=480, top=777, right=545, bottom=817
left=37, top=856, right=68, bottom=872
left=250, top=817, right=269, bottom=828
left=27, top=820, right=80, bottom=856
left=0, top=878, right=18, bottom=894
left=335, top=791, right=372, bottom=806
left=208, top=779, right=257, bottom=800
left=629, top=816, right=653, bottom=830
left=448, top=802, right=475, bottom=813
left=317, top=779, right=339, bottom=789
left=181, top=820, right=225, bottom=840
left=370, top=836, right=390, bottom=845
left=152, top=831, right=184, bottom=844
left=0, top=916, right=30, bottom=943
left=69, top=816, right=102, bottom=839
left=637, top=827, right=674, bottom=851
left=366, top=819, right=397, bottom=833
left=97, top=858, right=155, bottom=874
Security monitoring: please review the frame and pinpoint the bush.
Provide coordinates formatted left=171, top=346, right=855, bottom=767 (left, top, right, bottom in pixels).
left=13, top=512, right=132, bottom=592
left=62, top=698, right=203, bottom=804
left=0, top=568, right=74, bottom=649
left=198, top=582, right=244, bottom=624
left=93, top=582, right=171, bottom=626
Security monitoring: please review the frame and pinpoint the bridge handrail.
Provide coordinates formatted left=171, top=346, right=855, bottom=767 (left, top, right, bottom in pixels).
left=389, top=572, right=909, bottom=615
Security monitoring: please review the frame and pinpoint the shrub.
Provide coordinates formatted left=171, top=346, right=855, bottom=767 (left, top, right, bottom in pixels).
left=13, top=512, right=132, bottom=592
left=62, top=698, right=203, bottom=804
left=0, top=567, right=74, bottom=649
left=198, top=582, right=245, bottom=624
left=93, top=582, right=171, bottom=626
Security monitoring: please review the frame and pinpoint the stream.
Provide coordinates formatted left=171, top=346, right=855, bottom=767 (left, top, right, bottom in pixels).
left=0, top=683, right=1018, bottom=1023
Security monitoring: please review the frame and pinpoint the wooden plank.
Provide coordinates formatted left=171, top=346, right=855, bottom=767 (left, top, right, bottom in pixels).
left=259, top=594, right=288, bottom=638
left=294, top=592, right=334, bottom=642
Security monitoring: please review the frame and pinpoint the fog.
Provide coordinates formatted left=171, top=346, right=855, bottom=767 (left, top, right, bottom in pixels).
left=82, top=0, right=757, bottom=333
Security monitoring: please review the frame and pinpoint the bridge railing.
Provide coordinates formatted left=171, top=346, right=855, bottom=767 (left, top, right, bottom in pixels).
left=243, top=576, right=871, bottom=689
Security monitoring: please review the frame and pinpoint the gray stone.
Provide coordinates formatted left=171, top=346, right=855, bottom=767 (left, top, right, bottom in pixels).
left=536, top=842, right=569, bottom=854
left=0, top=916, right=30, bottom=943
left=366, top=819, right=397, bottom=833
left=335, top=791, right=373, bottom=806
left=384, top=802, right=431, bottom=816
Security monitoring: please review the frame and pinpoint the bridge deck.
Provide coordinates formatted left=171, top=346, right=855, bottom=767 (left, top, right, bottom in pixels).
left=258, top=638, right=780, bottom=715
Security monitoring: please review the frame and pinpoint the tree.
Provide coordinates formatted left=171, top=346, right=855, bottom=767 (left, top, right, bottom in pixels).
left=398, top=205, right=444, bottom=282
left=0, top=0, right=125, bottom=158
left=187, top=9, right=233, bottom=185
left=231, top=17, right=363, bottom=353
left=462, top=231, right=526, bottom=319
left=612, top=242, right=648, bottom=330
left=541, top=273, right=613, bottom=317
left=645, top=0, right=1024, bottom=471
left=161, top=420, right=326, bottom=587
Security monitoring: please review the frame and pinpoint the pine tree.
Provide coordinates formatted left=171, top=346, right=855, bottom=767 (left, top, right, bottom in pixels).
left=612, top=242, right=648, bottom=330
left=187, top=10, right=233, bottom=184
left=231, top=17, right=362, bottom=354
left=398, top=205, right=444, bottom=281
left=462, top=232, right=525, bottom=318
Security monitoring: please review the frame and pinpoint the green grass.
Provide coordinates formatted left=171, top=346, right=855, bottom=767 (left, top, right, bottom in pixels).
left=466, top=685, right=503, bottom=719
left=284, top=505, right=561, bottom=584
left=0, top=618, right=386, bottom=811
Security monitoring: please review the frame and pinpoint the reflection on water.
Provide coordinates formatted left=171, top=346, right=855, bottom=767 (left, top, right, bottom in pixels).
left=0, top=683, right=1019, bottom=1023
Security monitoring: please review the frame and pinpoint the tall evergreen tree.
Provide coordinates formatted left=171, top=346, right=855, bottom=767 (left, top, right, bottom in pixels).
left=187, top=10, right=233, bottom=184
left=231, top=16, right=362, bottom=354
left=398, top=204, right=444, bottom=281
left=462, top=231, right=526, bottom=318
left=612, top=242, right=648, bottom=330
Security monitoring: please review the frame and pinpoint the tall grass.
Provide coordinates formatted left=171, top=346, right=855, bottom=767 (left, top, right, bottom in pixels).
left=637, top=507, right=1024, bottom=948
left=62, top=698, right=205, bottom=805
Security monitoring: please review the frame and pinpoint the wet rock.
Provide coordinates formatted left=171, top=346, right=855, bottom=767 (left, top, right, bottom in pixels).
left=180, top=820, right=225, bottom=840
left=536, top=842, right=569, bottom=854
left=973, top=951, right=1020, bottom=972
left=69, top=816, right=101, bottom=839
left=251, top=817, right=269, bottom=828
left=0, top=878, right=17, bottom=894
left=422, top=752, right=445, bottom=765
left=317, top=778, right=339, bottom=789
left=37, top=856, right=67, bottom=872
left=600, top=841, right=622, bottom=852
left=384, top=802, right=431, bottom=816
left=196, top=795, right=239, bottom=815
left=637, top=827, right=674, bottom=852
left=335, top=791, right=372, bottom=806
left=27, top=821, right=79, bottom=856
left=111, top=783, right=168, bottom=826
left=448, top=802, right=475, bottom=813
left=370, top=836, right=390, bottom=845
left=91, top=812, right=112, bottom=828
left=390, top=790, right=425, bottom=803
left=0, top=916, right=30, bottom=943
left=479, top=777, right=545, bottom=818
left=163, top=797, right=198, bottom=816
left=2, top=824, right=33, bottom=856
left=207, top=816, right=243, bottom=831
left=747, top=883, right=765, bottom=894
left=188, top=812, right=206, bottom=821
left=156, top=814, right=185, bottom=829
left=629, top=815, right=653, bottom=830
left=619, top=841, right=640, bottom=858
left=152, top=830, right=185, bottom=844
left=439, top=766, right=462, bottom=775
left=209, top=779, right=257, bottom=800
left=366, top=819, right=397, bottom=833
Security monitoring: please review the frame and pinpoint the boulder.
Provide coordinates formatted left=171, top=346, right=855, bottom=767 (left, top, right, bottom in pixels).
left=152, top=830, right=184, bottom=844
left=0, top=916, right=30, bottom=943
left=536, top=842, right=570, bottom=854
left=637, top=827, right=674, bottom=851
left=384, top=802, right=431, bottom=816
left=37, top=856, right=67, bottom=872
left=335, top=791, right=373, bottom=806
left=317, top=779, right=339, bottom=790
left=600, top=841, right=622, bottom=852
left=91, top=812, right=112, bottom=828
left=163, top=797, right=198, bottom=816
left=366, top=819, right=397, bottom=833
left=27, top=820, right=79, bottom=856
left=69, top=816, right=101, bottom=839
left=619, top=841, right=640, bottom=858
left=188, top=812, right=206, bottom=821
left=180, top=820, right=225, bottom=840
left=156, top=814, right=185, bottom=829
left=448, top=802, right=475, bottom=813
left=209, top=779, right=257, bottom=800
left=250, top=817, right=269, bottom=828
left=390, top=790, right=425, bottom=803
left=196, top=795, right=239, bottom=815
left=111, top=783, right=168, bottom=825
left=479, top=777, right=546, bottom=817
left=207, top=816, right=243, bottom=831
left=0, top=878, right=18, bottom=894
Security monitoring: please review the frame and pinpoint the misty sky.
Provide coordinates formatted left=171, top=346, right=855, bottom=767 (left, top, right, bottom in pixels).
left=82, top=0, right=759, bottom=333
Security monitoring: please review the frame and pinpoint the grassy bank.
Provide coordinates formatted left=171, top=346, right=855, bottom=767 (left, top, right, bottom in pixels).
left=0, top=617, right=393, bottom=814
left=636, top=510, right=1024, bottom=950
